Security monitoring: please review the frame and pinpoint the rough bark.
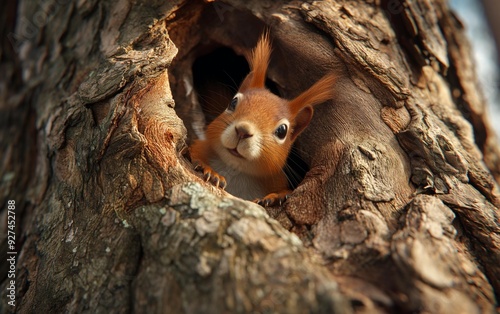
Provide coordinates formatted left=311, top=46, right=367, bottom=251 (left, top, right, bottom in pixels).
left=1, top=0, right=499, bottom=313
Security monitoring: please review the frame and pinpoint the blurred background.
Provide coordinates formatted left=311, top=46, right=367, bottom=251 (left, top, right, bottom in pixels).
left=450, top=0, right=500, bottom=137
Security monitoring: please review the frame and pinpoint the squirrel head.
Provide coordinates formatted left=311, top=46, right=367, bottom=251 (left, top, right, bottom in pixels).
left=205, top=32, right=335, bottom=177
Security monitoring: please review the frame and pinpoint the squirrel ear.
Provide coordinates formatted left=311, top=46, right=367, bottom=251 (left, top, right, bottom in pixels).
left=247, top=31, right=271, bottom=89
left=291, top=106, right=313, bottom=141
left=289, top=73, right=336, bottom=115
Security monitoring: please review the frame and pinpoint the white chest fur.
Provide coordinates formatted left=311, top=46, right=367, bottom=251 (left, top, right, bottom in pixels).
left=209, top=158, right=265, bottom=200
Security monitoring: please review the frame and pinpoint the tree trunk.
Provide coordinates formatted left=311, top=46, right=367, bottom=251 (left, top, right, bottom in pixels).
left=1, top=0, right=499, bottom=313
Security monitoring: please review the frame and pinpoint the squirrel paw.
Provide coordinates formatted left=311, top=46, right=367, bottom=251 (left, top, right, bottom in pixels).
left=193, top=161, right=227, bottom=189
left=254, top=191, right=291, bottom=207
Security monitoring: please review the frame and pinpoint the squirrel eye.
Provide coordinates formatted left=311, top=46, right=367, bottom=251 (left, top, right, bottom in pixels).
left=274, top=124, right=288, bottom=140
left=227, top=96, right=239, bottom=111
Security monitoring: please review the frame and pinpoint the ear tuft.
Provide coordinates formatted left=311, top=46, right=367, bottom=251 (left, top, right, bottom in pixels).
left=248, top=31, right=272, bottom=89
left=289, top=73, right=336, bottom=115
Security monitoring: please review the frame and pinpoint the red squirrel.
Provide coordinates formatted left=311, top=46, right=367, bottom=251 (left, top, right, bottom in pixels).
left=190, top=32, right=335, bottom=206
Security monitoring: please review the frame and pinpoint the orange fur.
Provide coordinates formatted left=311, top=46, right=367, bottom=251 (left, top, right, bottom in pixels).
left=190, top=32, right=336, bottom=204
left=289, top=73, right=336, bottom=115
left=248, top=32, right=271, bottom=88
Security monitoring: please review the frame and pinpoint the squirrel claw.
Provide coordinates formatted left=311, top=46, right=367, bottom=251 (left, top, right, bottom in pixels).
left=209, top=173, right=226, bottom=189
left=204, top=171, right=211, bottom=181
left=218, top=179, right=227, bottom=190
left=212, top=176, right=226, bottom=189
left=254, top=191, right=291, bottom=207
left=193, top=161, right=227, bottom=190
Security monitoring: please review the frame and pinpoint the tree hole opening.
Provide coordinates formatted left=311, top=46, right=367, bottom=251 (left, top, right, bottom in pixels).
left=168, top=10, right=309, bottom=195
left=190, top=47, right=308, bottom=190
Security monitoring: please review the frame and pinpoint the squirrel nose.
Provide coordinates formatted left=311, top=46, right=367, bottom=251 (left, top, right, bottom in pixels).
left=235, top=124, right=253, bottom=139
